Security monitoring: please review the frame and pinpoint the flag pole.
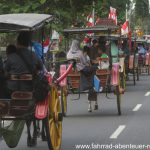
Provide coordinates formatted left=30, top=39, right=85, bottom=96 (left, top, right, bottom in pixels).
left=126, top=3, right=128, bottom=21
left=92, top=0, right=95, bottom=26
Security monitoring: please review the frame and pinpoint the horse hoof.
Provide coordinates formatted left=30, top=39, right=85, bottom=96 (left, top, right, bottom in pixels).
left=27, top=138, right=37, bottom=147
left=42, top=135, right=47, bottom=141
left=32, top=137, right=37, bottom=146
left=27, top=138, right=33, bottom=147
left=94, top=104, right=98, bottom=110
left=88, top=108, right=92, bottom=112
left=37, top=128, right=41, bottom=138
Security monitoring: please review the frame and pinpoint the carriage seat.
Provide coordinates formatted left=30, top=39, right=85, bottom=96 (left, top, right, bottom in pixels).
left=68, top=69, right=80, bottom=89
left=0, top=74, right=33, bottom=117
left=10, top=74, right=33, bottom=99
left=10, top=74, right=32, bottom=80
left=11, top=91, right=32, bottom=100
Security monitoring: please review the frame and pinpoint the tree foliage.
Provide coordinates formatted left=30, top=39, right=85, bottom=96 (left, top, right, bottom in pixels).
left=134, top=0, right=150, bottom=33
left=0, top=0, right=131, bottom=32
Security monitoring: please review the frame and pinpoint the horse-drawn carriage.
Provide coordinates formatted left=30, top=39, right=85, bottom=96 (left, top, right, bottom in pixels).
left=0, top=13, right=72, bottom=150
left=135, top=38, right=150, bottom=75
left=63, top=20, right=125, bottom=115
left=121, top=36, right=139, bottom=85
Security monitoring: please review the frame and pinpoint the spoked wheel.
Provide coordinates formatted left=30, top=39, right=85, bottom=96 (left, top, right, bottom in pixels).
left=148, top=65, right=150, bottom=75
left=120, top=73, right=126, bottom=90
left=136, top=67, right=139, bottom=81
left=116, top=85, right=121, bottom=116
left=46, top=86, right=62, bottom=150
left=61, top=86, right=67, bottom=117
left=133, top=68, right=136, bottom=86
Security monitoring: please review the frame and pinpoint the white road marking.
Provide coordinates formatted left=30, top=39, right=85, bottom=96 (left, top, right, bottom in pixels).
left=110, top=125, right=126, bottom=139
left=145, top=92, right=150, bottom=96
left=132, top=104, right=142, bottom=111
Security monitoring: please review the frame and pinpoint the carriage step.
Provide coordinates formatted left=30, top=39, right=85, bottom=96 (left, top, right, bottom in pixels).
left=11, top=91, right=32, bottom=100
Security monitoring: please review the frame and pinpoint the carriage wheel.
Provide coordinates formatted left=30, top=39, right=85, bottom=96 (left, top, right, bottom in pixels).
left=136, top=67, right=139, bottom=81
left=116, top=85, right=121, bottom=115
left=148, top=65, right=150, bottom=75
left=120, top=73, right=126, bottom=90
left=133, top=68, right=136, bottom=85
left=61, top=86, right=67, bottom=117
left=46, top=86, right=62, bottom=150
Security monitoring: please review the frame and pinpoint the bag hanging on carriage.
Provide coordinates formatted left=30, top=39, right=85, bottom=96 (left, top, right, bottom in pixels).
left=0, top=120, right=25, bottom=148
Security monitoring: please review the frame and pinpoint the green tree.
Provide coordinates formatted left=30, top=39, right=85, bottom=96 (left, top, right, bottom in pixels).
left=134, top=0, right=150, bottom=33
left=135, top=0, right=149, bottom=19
left=0, top=0, right=130, bottom=31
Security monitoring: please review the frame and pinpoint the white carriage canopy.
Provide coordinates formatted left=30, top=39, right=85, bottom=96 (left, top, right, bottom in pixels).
left=0, top=13, right=53, bottom=32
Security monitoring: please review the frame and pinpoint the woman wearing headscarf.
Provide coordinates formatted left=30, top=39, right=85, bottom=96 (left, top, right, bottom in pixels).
left=67, top=39, right=98, bottom=112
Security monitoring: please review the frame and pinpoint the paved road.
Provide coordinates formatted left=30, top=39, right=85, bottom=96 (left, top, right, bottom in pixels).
left=1, top=74, right=150, bottom=150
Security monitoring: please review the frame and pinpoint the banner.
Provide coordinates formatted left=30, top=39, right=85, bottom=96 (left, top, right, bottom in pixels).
left=121, top=21, right=129, bottom=35
left=108, top=6, right=117, bottom=25
left=86, top=13, right=94, bottom=27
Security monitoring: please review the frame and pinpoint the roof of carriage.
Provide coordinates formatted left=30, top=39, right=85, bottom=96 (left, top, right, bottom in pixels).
left=64, top=19, right=119, bottom=35
left=64, top=26, right=118, bottom=35
left=0, top=13, right=53, bottom=32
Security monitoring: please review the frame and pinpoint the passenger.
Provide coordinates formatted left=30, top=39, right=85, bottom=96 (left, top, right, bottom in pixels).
left=67, top=40, right=95, bottom=75
left=6, top=44, right=17, bottom=56
left=80, top=46, right=93, bottom=76
left=4, top=31, right=42, bottom=97
left=83, top=46, right=90, bottom=63
left=97, top=48, right=109, bottom=69
left=0, top=45, right=17, bottom=98
left=100, top=49, right=109, bottom=58
left=89, top=39, right=99, bottom=64
left=138, top=44, right=146, bottom=57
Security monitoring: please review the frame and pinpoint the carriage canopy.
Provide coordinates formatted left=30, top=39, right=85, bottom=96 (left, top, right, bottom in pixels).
left=0, top=13, right=53, bottom=32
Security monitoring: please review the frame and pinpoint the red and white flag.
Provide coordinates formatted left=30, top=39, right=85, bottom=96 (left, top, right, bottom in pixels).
left=86, top=13, right=94, bottom=36
left=121, top=21, right=129, bottom=35
left=43, top=38, right=50, bottom=53
left=95, top=17, right=101, bottom=25
left=108, top=6, right=117, bottom=25
left=86, top=13, right=94, bottom=27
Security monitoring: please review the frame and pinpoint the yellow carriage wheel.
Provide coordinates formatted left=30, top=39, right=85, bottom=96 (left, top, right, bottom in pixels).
left=61, top=86, right=67, bottom=117
left=46, top=86, right=62, bottom=150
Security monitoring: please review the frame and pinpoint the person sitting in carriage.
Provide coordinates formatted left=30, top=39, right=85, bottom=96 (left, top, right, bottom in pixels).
left=67, top=39, right=98, bottom=112
left=4, top=31, right=43, bottom=97
left=89, top=39, right=99, bottom=64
